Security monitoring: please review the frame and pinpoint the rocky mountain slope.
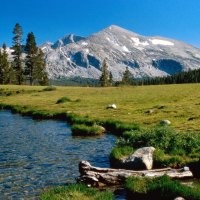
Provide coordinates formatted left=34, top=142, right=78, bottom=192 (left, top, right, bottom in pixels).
left=41, top=25, right=200, bottom=80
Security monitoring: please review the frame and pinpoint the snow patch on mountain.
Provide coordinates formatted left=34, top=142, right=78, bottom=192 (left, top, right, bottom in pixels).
left=122, top=46, right=130, bottom=52
left=131, top=37, right=149, bottom=46
left=149, top=39, right=174, bottom=46
left=81, top=42, right=88, bottom=46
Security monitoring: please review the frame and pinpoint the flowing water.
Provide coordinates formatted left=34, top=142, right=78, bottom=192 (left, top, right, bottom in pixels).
left=0, top=110, right=117, bottom=199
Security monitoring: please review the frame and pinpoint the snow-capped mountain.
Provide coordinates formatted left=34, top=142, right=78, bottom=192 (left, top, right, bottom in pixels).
left=41, top=25, right=200, bottom=80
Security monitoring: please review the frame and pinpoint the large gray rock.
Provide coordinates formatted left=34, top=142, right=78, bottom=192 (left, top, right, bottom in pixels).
left=120, top=147, right=155, bottom=170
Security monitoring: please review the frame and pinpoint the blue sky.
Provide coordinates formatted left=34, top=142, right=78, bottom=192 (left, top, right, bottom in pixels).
left=1, top=0, right=200, bottom=47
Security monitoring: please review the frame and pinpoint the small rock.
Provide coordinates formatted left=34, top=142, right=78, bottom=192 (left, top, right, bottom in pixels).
left=107, top=104, right=117, bottom=109
left=183, top=166, right=190, bottom=171
left=94, top=125, right=106, bottom=134
left=160, top=119, right=171, bottom=125
left=174, top=197, right=185, bottom=200
left=146, top=109, right=154, bottom=114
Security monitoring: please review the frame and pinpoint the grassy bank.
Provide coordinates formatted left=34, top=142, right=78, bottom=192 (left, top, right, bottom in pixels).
left=110, top=126, right=200, bottom=168
left=40, top=184, right=114, bottom=200
left=125, top=176, right=200, bottom=200
left=1, top=84, right=200, bottom=131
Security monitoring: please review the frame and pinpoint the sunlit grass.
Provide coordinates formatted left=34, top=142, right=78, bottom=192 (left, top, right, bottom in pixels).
left=1, top=84, right=200, bottom=131
left=125, top=176, right=200, bottom=200
left=40, top=184, right=114, bottom=200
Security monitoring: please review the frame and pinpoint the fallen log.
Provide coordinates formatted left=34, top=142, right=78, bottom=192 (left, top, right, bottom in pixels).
left=77, top=161, right=193, bottom=187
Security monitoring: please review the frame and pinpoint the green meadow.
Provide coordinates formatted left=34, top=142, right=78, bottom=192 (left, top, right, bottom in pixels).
left=0, top=84, right=200, bottom=132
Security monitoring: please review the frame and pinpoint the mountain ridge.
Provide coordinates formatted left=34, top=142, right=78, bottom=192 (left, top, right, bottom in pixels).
left=41, top=25, right=200, bottom=80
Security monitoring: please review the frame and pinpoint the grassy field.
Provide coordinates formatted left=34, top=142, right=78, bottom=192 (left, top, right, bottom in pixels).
left=40, top=184, right=114, bottom=200
left=1, top=84, right=200, bottom=131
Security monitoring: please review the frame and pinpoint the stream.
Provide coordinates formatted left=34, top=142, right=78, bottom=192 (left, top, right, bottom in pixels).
left=0, top=110, right=120, bottom=199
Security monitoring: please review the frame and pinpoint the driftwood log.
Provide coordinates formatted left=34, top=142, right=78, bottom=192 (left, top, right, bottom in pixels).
left=77, top=161, right=193, bottom=186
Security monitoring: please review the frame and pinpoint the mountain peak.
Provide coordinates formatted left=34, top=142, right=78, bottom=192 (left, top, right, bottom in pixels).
left=51, top=34, right=85, bottom=49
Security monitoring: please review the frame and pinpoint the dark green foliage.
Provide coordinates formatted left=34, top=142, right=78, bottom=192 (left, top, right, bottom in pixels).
left=121, top=126, right=200, bottom=155
left=25, top=32, right=49, bottom=85
left=40, top=184, right=114, bottom=200
left=42, top=86, right=57, bottom=91
left=25, top=32, right=38, bottom=85
left=50, top=77, right=100, bottom=86
left=114, top=126, right=200, bottom=167
left=136, top=68, right=200, bottom=85
left=125, top=175, right=200, bottom=200
left=0, top=44, right=11, bottom=84
left=11, top=23, right=24, bottom=85
left=122, top=67, right=133, bottom=85
left=35, top=49, right=49, bottom=85
left=109, top=72, right=113, bottom=86
left=99, top=59, right=110, bottom=87
left=104, top=119, right=141, bottom=136
left=110, top=146, right=133, bottom=160
left=56, top=96, right=71, bottom=104
left=71, top=124, right=104, bottom=136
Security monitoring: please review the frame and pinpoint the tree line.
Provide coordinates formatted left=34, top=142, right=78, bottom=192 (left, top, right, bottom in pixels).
left=99, top=60, right=200, bottom=86
left=99, top=59, right=134, bottom=86
left=0, top=23, right=48, bottom=85
left=135, top=68, right=200, bottom=85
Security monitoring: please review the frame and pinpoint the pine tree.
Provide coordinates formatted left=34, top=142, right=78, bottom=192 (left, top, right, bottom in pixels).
left=122, top=67, right=133, bottom=85
left=25, top=32, right=38, bottom=85
left=109, top=71, right=113, bottom=86
left=12, top=23, right=24, bottom=85
left=35, top=49, right=49, bottom=85
left=0, top=44, right=10, bottom=84
left=25, top=32, right=49, bottom=85
left=0, top=49, right=3, bottom=84
left=99, top=59, right=109, bottom=87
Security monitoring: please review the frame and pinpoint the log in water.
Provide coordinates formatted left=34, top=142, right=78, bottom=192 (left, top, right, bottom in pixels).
left=78, top=160, right=193, bottom=186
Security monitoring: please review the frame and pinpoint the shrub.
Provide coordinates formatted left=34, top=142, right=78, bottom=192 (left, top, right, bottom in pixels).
left=104, top=119, right=141, bottom=136
left=56, top=97, right=71, bottom=104
left=110, top=146, right=133, bottom=160
left=112, top=126, right=200, bottom=168
left=121, top=126, right=200, bottom=156
left=42, top=86, right=56, bottom=91
left=40, top=184, right=114, bottom=200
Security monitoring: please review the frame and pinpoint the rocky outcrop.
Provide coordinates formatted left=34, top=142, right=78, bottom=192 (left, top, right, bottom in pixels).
left=117, top=147, right=155, bottom=170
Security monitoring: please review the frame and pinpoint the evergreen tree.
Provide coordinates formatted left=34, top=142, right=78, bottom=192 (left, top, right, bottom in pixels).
left=109, top=71, right=113, bottom=86
left=99, top=59, right=109, bottom=86
left=25, top=32, right=38, bottom=85
left=0, top=49, right=3, bottom=84
left=25, top=32, right=49, bottom=85
left=36, top=49, right=49, bottom=85
left=0, top=44, right=10, bottom=84
left=122, top=67, right=133, bottom=85
left=12, top=23, right=24, bottom=85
